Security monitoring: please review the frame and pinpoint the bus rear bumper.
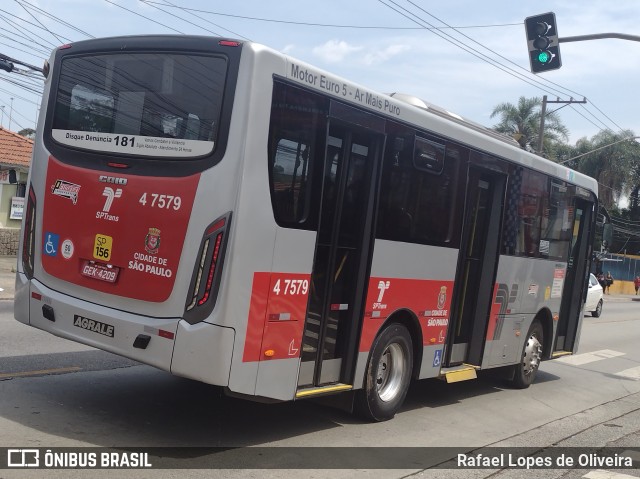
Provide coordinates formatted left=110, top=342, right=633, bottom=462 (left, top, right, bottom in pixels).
left=24, top=279, right=179, bottom=372
left=171, top=321, right=235, bottom=386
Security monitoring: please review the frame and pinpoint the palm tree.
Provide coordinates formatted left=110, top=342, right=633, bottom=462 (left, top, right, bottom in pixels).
left=490, top=96, right=569, bottom=157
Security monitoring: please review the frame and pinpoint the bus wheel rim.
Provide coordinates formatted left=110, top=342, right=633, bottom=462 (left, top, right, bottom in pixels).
left=376, top=343, right=405, bottom=402
left=523, top=334, right=542, bottom=376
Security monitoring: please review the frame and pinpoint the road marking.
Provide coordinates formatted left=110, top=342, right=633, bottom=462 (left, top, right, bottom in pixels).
left=585, top=470, right=639, bottom=479
left=0, top=367, right=82, bottom=379
left=555, top=349, right=625, bottom=365
left=614, top=366, right=640, bottom=380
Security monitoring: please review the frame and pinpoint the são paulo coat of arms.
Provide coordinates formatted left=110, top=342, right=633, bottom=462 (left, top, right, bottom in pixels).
left=145, top=228, right=161, bottom=254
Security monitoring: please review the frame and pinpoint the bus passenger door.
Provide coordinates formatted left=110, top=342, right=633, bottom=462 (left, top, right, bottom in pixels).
left=556, top=198, right=593, bottom=352
left=447, top=167, right=506, bottom=367
left=297, top=108, right=383, bottom=391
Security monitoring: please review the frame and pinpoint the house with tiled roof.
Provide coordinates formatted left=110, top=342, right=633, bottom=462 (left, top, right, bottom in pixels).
left=0, top=127, right=31, bottom=253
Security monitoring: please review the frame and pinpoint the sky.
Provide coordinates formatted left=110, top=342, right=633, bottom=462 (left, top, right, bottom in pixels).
left=0, top=0, right=639, bottom=146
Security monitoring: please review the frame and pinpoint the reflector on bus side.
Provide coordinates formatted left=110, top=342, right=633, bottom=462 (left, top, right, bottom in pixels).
left=184, top=212, right=232, bottom=324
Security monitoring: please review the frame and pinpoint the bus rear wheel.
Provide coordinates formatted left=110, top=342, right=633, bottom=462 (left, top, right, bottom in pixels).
left=355, top=323, right=413, bottom=422
left=510, top=319, right=544, bottom=389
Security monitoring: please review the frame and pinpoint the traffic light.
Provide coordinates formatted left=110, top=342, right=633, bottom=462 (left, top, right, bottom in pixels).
left=525, top=12, right=561, bottom=73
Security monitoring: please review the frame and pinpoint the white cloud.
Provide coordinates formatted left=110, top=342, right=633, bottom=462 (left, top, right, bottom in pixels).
left=312, top=40, right=363, bottom=63
left=362, top=44, right=411, bottom=65
left=281, top=44, right=296, bottom=55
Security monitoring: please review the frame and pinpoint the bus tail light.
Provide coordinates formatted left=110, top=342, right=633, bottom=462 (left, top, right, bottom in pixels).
left=184, top=213, right=231, bottom=324
left=219, top=40, right=241, bottom=47
left=22, top=185, right=36, bottom=279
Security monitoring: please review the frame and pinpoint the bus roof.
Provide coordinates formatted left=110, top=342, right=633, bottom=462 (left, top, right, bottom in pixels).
left=267, top=41, right=599, bottom=197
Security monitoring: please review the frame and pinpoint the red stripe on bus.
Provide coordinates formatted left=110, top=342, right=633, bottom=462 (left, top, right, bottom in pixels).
left=243, top=272, right=310, bottom=362
left=243, top=273, right=456, bottom=363
left=359, top=278, right=454, bottom=353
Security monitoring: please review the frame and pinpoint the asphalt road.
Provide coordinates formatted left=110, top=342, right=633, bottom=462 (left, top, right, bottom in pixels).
left=1, top=271, right=639, bottom=478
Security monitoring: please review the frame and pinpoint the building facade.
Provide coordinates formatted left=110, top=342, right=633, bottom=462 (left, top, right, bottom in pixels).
left=0, top=127, right=31, bottom=255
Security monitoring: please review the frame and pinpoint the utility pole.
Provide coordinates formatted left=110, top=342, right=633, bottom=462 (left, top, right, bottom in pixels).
left=8, top=97, right=13, bottom=131
left=537, top=96, right=587, bottom=155
left=0, top=106, right=4, bottom=128
left=537, top=96, right=547, bottom=154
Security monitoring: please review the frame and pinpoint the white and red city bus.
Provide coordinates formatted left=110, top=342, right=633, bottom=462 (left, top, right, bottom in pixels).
left=16, top=35, right=597, bottom=421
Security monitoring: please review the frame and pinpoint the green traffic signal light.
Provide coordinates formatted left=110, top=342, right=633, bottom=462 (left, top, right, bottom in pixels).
left=538, top=51, right=551, bottom=64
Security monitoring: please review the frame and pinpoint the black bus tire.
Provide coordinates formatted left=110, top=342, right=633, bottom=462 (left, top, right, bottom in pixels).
left=355, top=323, right=413, bottom=422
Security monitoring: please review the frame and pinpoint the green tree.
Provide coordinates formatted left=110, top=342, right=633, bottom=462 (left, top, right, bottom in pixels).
left=490, top=96, right=569, bottom=158
left=564, top=130, right=639, bottom=211
left=17, top=128, right=35, bottom=139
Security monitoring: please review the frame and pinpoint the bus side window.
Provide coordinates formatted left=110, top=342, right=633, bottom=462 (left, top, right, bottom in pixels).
left=268, top=81, right=328, bottom=231
left=271, top=138, right=310, bottom=224
left=502, top=168, right=569, bottom=260
left=377, top=131, right=461, bottom=247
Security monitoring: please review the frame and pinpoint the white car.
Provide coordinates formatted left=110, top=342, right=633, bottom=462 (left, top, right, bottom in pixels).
left=585, top=273, right=604, bottom=317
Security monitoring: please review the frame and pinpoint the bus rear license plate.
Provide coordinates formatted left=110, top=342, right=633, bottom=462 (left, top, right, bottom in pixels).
left=81, top=261, right=120, bottom=283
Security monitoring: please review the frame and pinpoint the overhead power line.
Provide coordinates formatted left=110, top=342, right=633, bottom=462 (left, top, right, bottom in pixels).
left=378, top=0, right=576, bottom=99
left=104, top=0, right=185, bottom=34
left=140, top=1, right=521, bottom=31
left=14, top=0, right=66, bottom=45
left=14, top=0, right=94, bottom=38
left=140, top=0, right=249, bottom=40
left=379, top=0, right=627, bottom=136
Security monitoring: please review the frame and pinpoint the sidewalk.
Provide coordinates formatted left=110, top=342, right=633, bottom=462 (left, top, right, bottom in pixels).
left=0, top=256, right=17, bottom=300
left=603, top=292, right=640, bottom=302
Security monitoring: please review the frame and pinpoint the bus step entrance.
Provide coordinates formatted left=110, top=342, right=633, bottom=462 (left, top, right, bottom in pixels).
left=438, top=365, right=478, bottom=383
left=295, top=383, right=353, bottom=399
left=551, top=351, right=573, bottom=358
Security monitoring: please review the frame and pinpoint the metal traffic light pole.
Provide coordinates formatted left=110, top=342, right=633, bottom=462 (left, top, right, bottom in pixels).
left=559, top=33, right=640, bottom=43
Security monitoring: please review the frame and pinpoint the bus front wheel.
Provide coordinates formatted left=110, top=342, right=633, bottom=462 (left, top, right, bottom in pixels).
left=510, top=319, right=544, bottom=389
left=355, top=323, right=413, bottom=422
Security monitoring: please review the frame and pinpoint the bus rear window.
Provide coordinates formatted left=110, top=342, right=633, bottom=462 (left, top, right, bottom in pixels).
left=51, top=52, right=227, bottom=158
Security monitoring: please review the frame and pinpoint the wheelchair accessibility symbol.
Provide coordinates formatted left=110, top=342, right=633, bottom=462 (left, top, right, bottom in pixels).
left=43, top=232, right=60, bottom=257
left=433, top=349, right=442, bottom=368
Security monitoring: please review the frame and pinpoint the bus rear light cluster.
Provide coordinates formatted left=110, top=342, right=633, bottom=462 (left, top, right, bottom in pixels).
left=184, top=213, right=231, bottom=324
left=22, top=185, right=36, bottom=279
left=196, top=231, right=224, bottom=307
